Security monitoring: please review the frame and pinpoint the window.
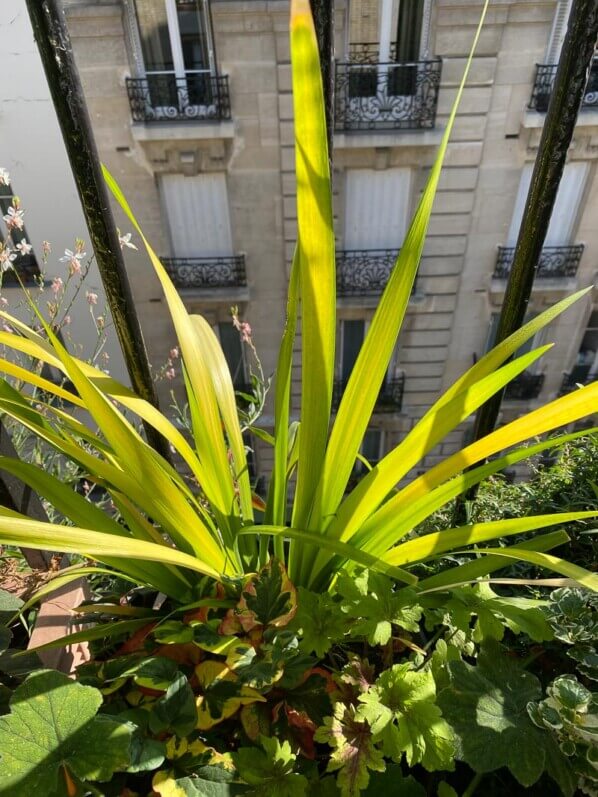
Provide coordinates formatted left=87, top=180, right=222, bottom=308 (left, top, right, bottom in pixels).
left=569, top=311, right=598, bottom=383
left=218, top=321, right=246, bottom=389
left=134, top=0, right=215, bottom=108
left=545, top=0, right=573, bottom=64
left=349, top=428, right=383, bottom=488
left=507, top=162, right=588, bottom=247
left=160, top=173, right=233, bottom=258
left=486, top=313, right=545, bottom=374
left=344, top=168, right=411, bottom=250
left=0, top=182, right=40, bottom=285
left=337, top=319, right=400, bottom=395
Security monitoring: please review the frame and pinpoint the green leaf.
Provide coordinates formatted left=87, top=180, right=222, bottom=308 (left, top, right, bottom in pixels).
left=363, top=763, right=426, bottom=796
left=288, top=0, right=336, bottom=545
left=437, top=641, right=574, bottom=792
left=151, top=673, right=197, bottom=737
left=0, top=588, right=23, bottom=624
left=233, top=735, right=307, bottom=796
left=127, top=733, right=166, bottom=773
left=153, top=770, right=249, bottom=796
left=314, top=703, right=385, bottom=797
left=337, top=572, right=422, bottom=646
left=235, top=558, right=297, bottom=631
left=357, top=663, right=454, bottom=771
left=0, top=669, right=132, bottom=795
left=292, top=588, right=348, bottom=657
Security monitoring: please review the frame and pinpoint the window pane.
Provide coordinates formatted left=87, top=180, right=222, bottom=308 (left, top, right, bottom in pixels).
left=177, top=1, right=209, bottom=71
left=341, top=320, right=365, bottom=380
left=219, top=322, right=245, bottom=386
left=361, top=429, right=381, bottom=464
left=135, top=0, right=174, bottom=72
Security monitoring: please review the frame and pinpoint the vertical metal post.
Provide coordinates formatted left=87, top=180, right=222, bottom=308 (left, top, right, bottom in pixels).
left=310, top=0, right=335, bottom=163
left=470, top=0, right=598, bottom=446
left=24, top=0, right=171, bottom=461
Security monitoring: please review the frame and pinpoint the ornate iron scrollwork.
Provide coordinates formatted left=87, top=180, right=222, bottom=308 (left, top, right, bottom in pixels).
left=494, top=245, right=584, bottom=279
left=332, top=374, right=405, bottom=413
left=335, top=58, right=441, bottom=131
left=336, top=249, right=410, bottom=296
left=529, top=61, right=598, bottom=111
left=162, top=255, right=246, bottom=289
left=126, top=74, right=231, bottom=122
left=504, top=372, right=545, bottom=400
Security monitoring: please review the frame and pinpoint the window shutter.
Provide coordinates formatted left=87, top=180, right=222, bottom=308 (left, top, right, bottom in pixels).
left=160, top=173, right=233, bottom=258
left=545, top=0, right=573, bottom=64
left=344, top=168, right=411, bottom=250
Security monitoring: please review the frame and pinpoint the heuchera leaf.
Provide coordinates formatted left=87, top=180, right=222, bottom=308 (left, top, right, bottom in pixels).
left=195, top=661, right=266, bottom=730
left=222, top=559, right=297, bottom=634
left=0, top=669, right=132, bottom=795
left=337, top=571, right=422, bottom=646
left=153, top=769, right=248, bottom=796
left=292, top=587, right=349, bottom=657
left=314, top=703, right=385, bottom=797
left=233, top=735, right=308, bottom=796
left=356, top=663, right=454, bottom=772
left=437, top=641, right=575, bottom=794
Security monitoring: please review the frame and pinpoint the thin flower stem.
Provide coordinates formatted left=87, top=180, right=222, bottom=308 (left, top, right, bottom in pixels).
left=463, top=772, right=483, bottom=797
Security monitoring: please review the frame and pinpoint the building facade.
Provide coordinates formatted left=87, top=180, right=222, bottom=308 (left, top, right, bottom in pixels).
left=56, top=0, right=596, bottom=485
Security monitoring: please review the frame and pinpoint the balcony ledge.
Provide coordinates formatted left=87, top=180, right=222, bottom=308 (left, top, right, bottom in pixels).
left=522, top=108, right=598, bottom=130
left=334, top=128, right=443, bottom=150
left=130, top=120, right=235, bottom=143
left=173, top=285, right=250, bottom=303
left=489, top=276, right=579, bottom=295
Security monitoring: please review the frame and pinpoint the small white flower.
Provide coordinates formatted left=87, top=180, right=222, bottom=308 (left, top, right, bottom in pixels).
left=118, top=232, right=138, bottom=251
left=86, top=290, right=98, bottom=306
left=3, top=206, right=24, bottom=231
left=15, top=239, right=33, bottom=256
left=0, top=247, right=17, bottom=272
left=59, top=248, right=86, bottom=275
left=51, top=276, right=64, bottom=295
left=0, top=168, right=10, bottom=186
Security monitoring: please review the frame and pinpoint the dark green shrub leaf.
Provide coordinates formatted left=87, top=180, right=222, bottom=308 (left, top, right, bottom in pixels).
left=151, top=673, right=197, bottom=736
left=292, top=588, right=348, bottom=657
left=363, top=763, right=425, bottom=796
left=0, top=669, right=132, bottom=795
left=438, top=641, right=576, bottom=795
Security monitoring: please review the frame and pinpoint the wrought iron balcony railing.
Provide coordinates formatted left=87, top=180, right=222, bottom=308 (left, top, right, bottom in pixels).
left=494, top=245, right=584, bottom=280
left=559, top=369, right=596, bottom=395
left=162, top=255, right=246, bottom=290
left=126, top=73, right=231, bottom=123
left=334, top=59, right=441, bottom=131
left=337, top=249, right=416, bottom=297
left=504, top=372, right=545, bottom=400
left=1, top=255, right=41, bottom=286
left=333, top=374, right=405, bottom=413
left=529, top=61, right=598, bottom=112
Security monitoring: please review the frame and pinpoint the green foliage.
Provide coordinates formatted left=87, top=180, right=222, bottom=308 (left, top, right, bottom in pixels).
left=0, top=669, right=132, bottom=796
left=437, top=641, right=576, bottom=795
left=356, top=663, right=454, bottom=771
left=336, top=571, right=422, bottom=646
left=528, top=675, right=598, bottom=796
left=233, top=736, right=308, bottom=796
left=292, top=588, right=348, bottom=657
left=314, top=703, right=385, bottom=797
left=544, top=587, right=598, bottom=681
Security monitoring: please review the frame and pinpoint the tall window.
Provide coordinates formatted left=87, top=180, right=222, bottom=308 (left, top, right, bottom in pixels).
left=569, top=311, right=598, bottom=384
left=218, top=320, right=246, bottom=389
left=0, top=182, right=40, bottom=285
left=160, top=173, right=234, bottom=258
left=344, top=168, right=411, bottom=250
left=507, top=162, right=588, bottom=248
left=134, top=0, right=215, bottom=106
left=338, top=319, right=398, bottom=387
left=486, top=313, right=545, bottom=375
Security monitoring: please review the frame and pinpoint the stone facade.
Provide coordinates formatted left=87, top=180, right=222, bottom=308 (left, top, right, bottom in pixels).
left=62, top=0, right=597, bottom=484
